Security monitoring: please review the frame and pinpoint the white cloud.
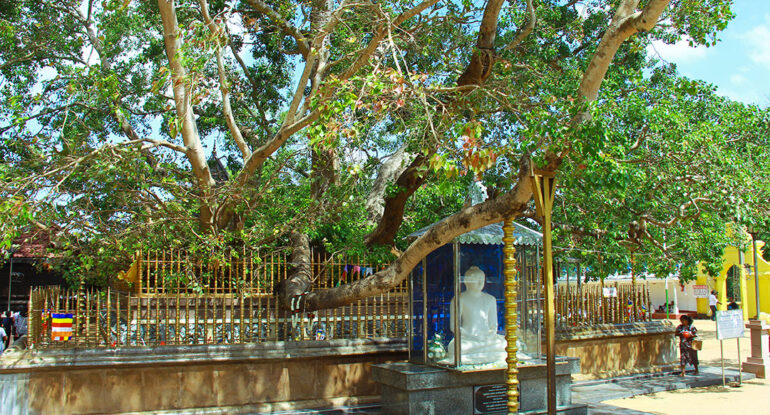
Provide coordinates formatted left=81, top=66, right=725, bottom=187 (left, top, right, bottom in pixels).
left=647, top=40, right=710, bottom=64
left=743, top=20, right=770, bottom=67
left=718, top=87, right=757, bottom=104
left=730, top=74, right=748, bottom=86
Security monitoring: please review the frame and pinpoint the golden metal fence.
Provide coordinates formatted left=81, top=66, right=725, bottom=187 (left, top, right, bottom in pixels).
left=556, top=282, right=652, bottom=328
left=28, top=251, right=409, bottom=349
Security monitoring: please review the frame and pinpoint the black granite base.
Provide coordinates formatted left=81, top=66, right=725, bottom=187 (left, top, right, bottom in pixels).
left=372, top=359, right=587, bottom=415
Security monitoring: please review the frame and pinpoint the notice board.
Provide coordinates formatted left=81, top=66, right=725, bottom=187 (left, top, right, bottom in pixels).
left=693, top=285, right=709, bottom=298
left=716, top=309, right=744, bottom=340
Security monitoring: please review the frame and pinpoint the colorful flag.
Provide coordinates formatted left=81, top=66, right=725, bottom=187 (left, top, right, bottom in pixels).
left=340, top=266, right=348, bottom=283
left=51, top=313, right=74, bottom=341
left=41, top=309, right=50, bottom=332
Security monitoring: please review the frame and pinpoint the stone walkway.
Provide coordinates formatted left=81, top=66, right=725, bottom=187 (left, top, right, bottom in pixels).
left=266, top=365, right=751, bottom=414
left=573, top=366, right=752, bottom=414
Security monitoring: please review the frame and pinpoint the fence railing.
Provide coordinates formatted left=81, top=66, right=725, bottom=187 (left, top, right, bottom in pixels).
left=556, top=282, right=652, bottom=328
left=28, top=247, right=655, bottom=348
left=118, top=249, right=389, bottom=297
left=29, top=285, right=408, bottom=349
left=29, top=251, right=409, bottom=349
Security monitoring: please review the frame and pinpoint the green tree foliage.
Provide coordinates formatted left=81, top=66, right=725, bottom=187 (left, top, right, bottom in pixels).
left=1, top=0, right=764, bottom=306
left=554, top=66, right=770, bottom=280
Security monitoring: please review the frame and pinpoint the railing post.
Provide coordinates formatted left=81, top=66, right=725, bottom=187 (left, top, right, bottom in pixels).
left=77, top=277, right=85, bottom=345
left=28, top=287, right=35, bottom=349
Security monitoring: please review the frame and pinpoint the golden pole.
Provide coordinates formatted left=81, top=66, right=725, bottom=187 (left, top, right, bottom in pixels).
left=531, top=168, right=556, bottom=415
left=503, top=219, right=519, bottom=414
left=631, top=253, right=637, bottom=323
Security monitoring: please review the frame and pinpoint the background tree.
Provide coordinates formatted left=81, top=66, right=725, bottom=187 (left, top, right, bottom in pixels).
left=554, top=66, right=770, bottom=281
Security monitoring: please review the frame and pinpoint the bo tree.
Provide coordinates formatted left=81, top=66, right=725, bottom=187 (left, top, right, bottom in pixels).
left=0, top=0, right=742, bottom=308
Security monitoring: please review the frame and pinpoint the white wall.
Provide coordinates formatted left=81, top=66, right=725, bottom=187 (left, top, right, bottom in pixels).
left=647, top=279, right=698, bottom=312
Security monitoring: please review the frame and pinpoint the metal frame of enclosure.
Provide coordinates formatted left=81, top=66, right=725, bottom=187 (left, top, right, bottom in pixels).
left=407, top=221, right=544, bottom=370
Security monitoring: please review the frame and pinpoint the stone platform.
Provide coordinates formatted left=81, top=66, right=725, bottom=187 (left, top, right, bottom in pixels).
left=372, top=359, right=587, bottom=415
left=0, top=339, right=407, bottom=414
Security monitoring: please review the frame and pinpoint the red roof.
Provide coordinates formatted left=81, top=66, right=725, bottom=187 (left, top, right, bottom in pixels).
left=11, top=230, right=57, bottom=259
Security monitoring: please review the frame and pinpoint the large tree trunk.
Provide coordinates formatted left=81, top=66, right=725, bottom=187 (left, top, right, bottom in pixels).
left=276, top=232, right=313, bottom=309
left=365, top=153, right=428, bottom=247
left=365, top=145, right=411, bottom=225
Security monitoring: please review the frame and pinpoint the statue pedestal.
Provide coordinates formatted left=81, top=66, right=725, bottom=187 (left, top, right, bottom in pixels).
left=372, top=359, right=587, bottom=414
left=742, top=320, right=770, bottom=379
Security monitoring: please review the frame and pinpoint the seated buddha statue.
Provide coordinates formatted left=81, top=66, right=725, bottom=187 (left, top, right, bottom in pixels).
left=439, top=266, right=530, bottom=365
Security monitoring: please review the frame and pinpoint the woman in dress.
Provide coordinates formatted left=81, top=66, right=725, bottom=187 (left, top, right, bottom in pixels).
left=675, top=315, right=699, bottom=376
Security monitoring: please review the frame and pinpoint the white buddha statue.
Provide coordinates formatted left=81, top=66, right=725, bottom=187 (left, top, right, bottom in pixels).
left=439, top=266, right=530, bottom=366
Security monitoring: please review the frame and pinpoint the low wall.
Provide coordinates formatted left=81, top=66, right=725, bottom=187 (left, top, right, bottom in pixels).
left=555, top=321, right=677, bottom=378
left=650, top=310, right=697, bottom=320
left=0, top=339, right=407, bottom=415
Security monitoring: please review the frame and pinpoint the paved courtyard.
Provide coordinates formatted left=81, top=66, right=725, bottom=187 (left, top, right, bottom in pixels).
left=589, top=318, right=769, bottom=415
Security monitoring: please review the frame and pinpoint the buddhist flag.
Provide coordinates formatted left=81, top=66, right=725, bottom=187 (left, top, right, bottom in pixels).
left=51, top=313, right=74, bottom=341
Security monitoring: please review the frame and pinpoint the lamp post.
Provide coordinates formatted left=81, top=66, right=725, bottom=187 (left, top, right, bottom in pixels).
left=747, top=226, right=761, bottom=319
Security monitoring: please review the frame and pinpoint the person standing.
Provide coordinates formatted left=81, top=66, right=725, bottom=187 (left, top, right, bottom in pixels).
left=675, top=315, right=699, bottom=376
left=708, top=290, right=721, bottom=321
left=0, top=323, right=6, bottom=354
left=0, top=312, right=11, bottom=349
left=13, top=307, right=27, bottom=340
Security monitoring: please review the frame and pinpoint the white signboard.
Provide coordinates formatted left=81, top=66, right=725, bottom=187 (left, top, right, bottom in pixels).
left=693, top=285, right=709, bottom=298
left=602, top=287, right=618, bottom=298
left=716, top=309, right=745, bottom=340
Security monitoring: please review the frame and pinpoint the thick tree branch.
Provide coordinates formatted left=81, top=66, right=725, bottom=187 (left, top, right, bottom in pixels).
left=503, top=0, right=536, bottom=52
left=365, top=145, right=411, bottom=225
left=245, top=0, right=310, bottom=57
left=578, top=0, right=670, bottom=101
left=139, top=138, right=190, bottom=154
left=276, top=232, right=313, bottom=309
left=200, top=0, right=252, bottom=160
left=365, top=152, right=430, bottom=246
left=365, top=0, right=508, bottom=247
left=158, top=0, right=217, bottom=227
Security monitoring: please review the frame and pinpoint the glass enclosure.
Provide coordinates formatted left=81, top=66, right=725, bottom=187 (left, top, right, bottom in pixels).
left=410, top=233, right=543, bottom=371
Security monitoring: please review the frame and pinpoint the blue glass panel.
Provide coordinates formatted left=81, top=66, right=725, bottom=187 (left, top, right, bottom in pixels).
left=410, top=261, right=424, bottom=363
left=424, top=244, right=454, bottom=365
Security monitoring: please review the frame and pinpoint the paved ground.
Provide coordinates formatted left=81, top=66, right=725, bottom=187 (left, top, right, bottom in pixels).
left=591, top=319, right=770, bottom=415
left=574, top=366, right=751, bottom=415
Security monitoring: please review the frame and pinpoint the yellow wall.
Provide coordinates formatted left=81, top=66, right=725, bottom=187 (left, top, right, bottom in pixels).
left=696, top=240, right=770, bottom=319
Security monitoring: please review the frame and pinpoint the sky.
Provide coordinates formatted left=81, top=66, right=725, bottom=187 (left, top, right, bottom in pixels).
left=647, top=1, right=770, bottom=107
